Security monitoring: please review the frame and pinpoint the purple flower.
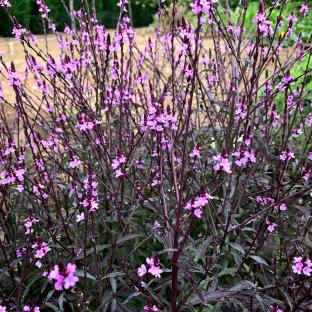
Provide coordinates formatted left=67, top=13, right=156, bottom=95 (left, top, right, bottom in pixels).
left=23, top=306, right=40, bottom=312
left=189, top=147, right=201, bottom=159
left=186, top=193, right=213, bottom=218
left=253, top=11, right=273, bottom=37
left=266, top=220, right=277, bottom=233
left=144, top=305, right=159, bottom=311
left=12, top=24, right=26, bottom=39
left=138, top=257, right=163, bottom=279
left=0, top=305, right=7, bottom=312
left=213, top=154, right=232, bottom=174
left=137, top=264, right=147, bottom=277
left=7, top=69, right=21, bottom=88
left=48, top=263, right=79, bottom=291
left=148, top=265, right=163, bottom=278
left=32, top=241, right=51, bottom=259
left=0, top=0, right=11, bottom=8
left=300, top=2, right=309, bottom=16
left=76, top=212, right=85, bottom=223
left=69, top=157, right=82, bottom=168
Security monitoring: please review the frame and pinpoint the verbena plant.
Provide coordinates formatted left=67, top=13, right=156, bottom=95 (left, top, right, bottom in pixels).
left=0, top=0, right=311, bottom=311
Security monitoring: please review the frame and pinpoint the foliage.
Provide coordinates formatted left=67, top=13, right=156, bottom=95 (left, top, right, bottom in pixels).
left=0, top=0, right=158, bottom=36
left=0, top=0, right=312, bottom=312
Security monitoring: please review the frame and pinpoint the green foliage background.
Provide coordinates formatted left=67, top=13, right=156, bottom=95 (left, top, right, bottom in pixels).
left=0, top=0, right=159, bottom=37
left=0, top=1, right=311, bottom=39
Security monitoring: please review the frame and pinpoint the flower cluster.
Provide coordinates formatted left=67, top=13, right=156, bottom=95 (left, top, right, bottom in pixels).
left=213, top=154, right=232, bottom=174
left=292, top=257, right=312, bottom=276
left=189, top=146, right=201, bottom=160
left=137, top=257, right=163, bottom=279
left=234, top=101, right=247, bottom=122
left=144, top=305, right=159, bottom=311
left=112, top=154, right=126, bottom=178
left=253, top=10, right=273, bottom=37
left=48, top=263, right=79, bottom=291
left=7, top=69, right=21, bottom=88
left=32, top=240, right=51, bottom=267
left=69, top=156, right=82, bottom=169
left=0, top=0, right=311, bottom=310
left=81, top=173, right=99, bottom=212
left=12, top=23, right=26, bottom=40
left=0, top=0, right=11, bottom=8
left=266, top=219, right=277, bottom=233
left=0, top=305, right=6, bottom=312
left=279, top=150, right=295, bottom=161
left=23, top=305, right=40, bottom=312
left=141, top=105, right=177, bottom=133
left=190, top=0, right=218, bottom=24
left=300, top=2, right=309, bottom=16
left=233, top=149, right=256, bottom=167
left=76, top=114, right=101, bottom=132
left=36, top=0, right=50, bottom=19
left=185, top=193, right=213, bottom=218
left=24, top=215, right=39, bottom=235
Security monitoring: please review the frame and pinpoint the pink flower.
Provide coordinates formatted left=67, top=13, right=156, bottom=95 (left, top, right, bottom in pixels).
left=252, top=11, right=273, bottom=37
left=0, top=0, right=11, bottom=8
left=280, top=150, right=295, bottom=161
left=64, top=272, right=79, bottom=289
left=69, top=157, right=82, bottom=168
left=117, top=0, right=128, bottom=7
left=112, top=155, right=126, bottom=174
left=186, top=193, right=212, bottom=218
left=12, top=24, right=26, bottom=40
left=148, top=265, right=163, bottom=278
left=137, top=264, right=147, bottom=277
left=76, top=212, right=85, bottom=223
left=141, top=257, right=163, bottom=278
left=303, top=265, right=312, bottom=276
left=23, top=306, right=39, bottom=312
left=146, top=257, right=155, bottom=266
left=7, top=69, right=21, bottom=87
left=277, top=203, right=287, bottom=211
left=16, top=184, right=24, bottom=193
left=300, top=2, right=309, bottom=16
left=0, top=305, right=7, bottom=312
left=32, top=241, right=51, bottom=259
left=234, top=101, right=247, bottom=121
left=189, top=147, right=201, bottom=159
left=292, top=256, right=304, bottom=274
left=266, top=220, right=277, bottom=233
left=213, top=154, right=232, bottom=173
left=144, top=305, right=159, bottom=311
left=24, top=216, right=39, bottom=235
left=115, top=168, right=124, bottom=178
left=194, top=208, right=203, bottom=218
left=48, top=263, right=79, bottom=291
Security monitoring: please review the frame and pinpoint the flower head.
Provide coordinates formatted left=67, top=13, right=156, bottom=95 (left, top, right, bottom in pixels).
left=48, top=263, right=79, bottom=290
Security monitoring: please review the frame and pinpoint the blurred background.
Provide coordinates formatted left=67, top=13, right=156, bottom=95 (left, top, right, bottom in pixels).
left=0, top=0, right=311, bottom=42
left=0, top=0, right=160, bottom=37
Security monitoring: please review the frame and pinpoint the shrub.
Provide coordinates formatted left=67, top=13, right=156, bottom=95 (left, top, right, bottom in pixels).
left=0, top=0, right=311, bottom=311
